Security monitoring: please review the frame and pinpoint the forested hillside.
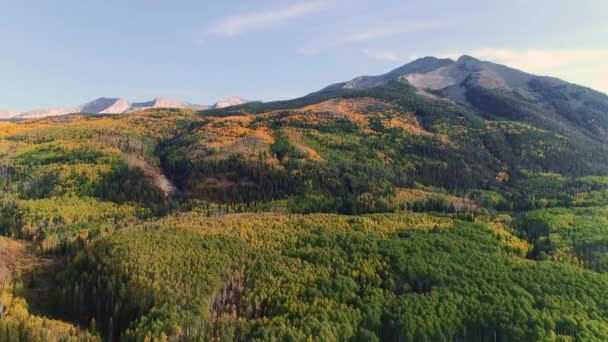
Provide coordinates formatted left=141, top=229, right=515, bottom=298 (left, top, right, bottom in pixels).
left=1, top=57, right=608, bottom=341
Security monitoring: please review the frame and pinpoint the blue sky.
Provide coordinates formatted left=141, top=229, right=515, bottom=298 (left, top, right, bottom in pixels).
left=1, top=0, right=607, bottom=111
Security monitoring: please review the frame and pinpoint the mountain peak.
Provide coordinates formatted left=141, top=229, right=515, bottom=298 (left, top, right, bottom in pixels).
left=319, top=56, right=454, bottom=93
left=212, top=96, right=249, bottom=109
left=386, top=56, right=455, bottom=78
left=407, top=56, right=454, bottom=67
left=457, top=55, right=480, bottom=63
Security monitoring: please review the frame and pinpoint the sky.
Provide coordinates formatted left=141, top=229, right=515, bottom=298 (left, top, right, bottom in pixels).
left=1, top=0, right=607, bottom=111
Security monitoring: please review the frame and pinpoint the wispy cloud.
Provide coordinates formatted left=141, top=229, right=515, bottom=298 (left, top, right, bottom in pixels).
left=361, top=48, right=413, bottom=62
left=442, top=48, right=608, bottom=93
left=443, top=48, right=608, bottom=73
left=210, top=1, right=331, bottom=36
left=341, top=21, right=446, bottom=44
left=299, top=19, right=450, bottom=56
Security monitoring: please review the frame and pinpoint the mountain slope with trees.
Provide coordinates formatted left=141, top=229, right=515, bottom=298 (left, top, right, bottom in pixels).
left=1, top=56, right=608, bottom=341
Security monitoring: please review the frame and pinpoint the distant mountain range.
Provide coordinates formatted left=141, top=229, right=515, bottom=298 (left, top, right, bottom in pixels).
left=0, top=96, right=250, bottom=119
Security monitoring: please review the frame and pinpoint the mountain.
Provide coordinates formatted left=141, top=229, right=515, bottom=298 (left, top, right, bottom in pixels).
left=209, top=55, right=608, bottom=145
left=212, top=96, right=249, bottom=109
left=317, top=55, right=608, bottom=141
left=4, top=55, right=608, bottom=341
left=0, top=109, right=20, bottom=119
left=320, top=55, right=549, bottom=96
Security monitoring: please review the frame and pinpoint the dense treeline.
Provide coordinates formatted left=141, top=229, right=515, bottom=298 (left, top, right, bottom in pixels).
left=55, top=213, right=608, bottom=340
